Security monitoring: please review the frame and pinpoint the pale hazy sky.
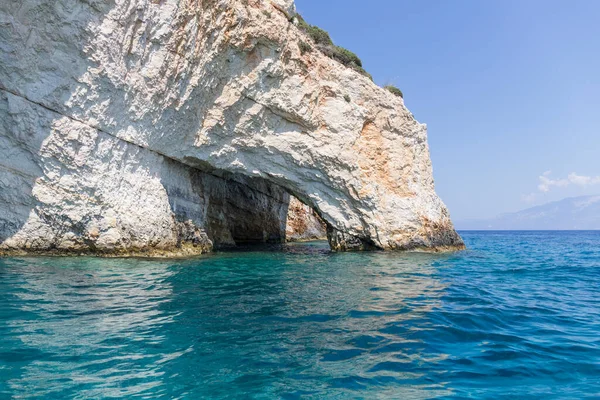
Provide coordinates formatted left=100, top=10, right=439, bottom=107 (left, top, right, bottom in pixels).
left=295, top=0, right=600, bottom=220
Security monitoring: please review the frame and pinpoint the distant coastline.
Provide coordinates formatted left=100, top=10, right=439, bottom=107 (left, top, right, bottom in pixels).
left=455, top=195, right=600, bottom=230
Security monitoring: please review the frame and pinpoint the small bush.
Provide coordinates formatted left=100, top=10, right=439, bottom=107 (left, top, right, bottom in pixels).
left=296, top=14, right=312, bottom=35
left=384, top=85, right=403, bottom=98
left=344, top=94, right=351, bottom=103
left=296, top=14, right=333, bottom=46
left=331, top=46, right=362, bottom=68
left=262, top=10, right=271, bottom=18
left=316, top=45, right=365, bottom=72
left=295, top=14, right=370, bottom=80
left=296, top=14, right=310, bottom=29
left=306, top=26, right=333, bottom=46
left=299, top=41, right=312, bottom=55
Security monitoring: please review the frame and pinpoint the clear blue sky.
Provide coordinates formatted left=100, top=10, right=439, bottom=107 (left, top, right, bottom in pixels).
left=295, top=0, right=600, bottom=220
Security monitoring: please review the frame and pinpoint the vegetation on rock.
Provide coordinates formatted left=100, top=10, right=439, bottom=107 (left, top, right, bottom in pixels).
left=296, top=15, right=333, bottom=46
left=295, top=14, right=372, bottom=80
left=384, top=85, right=403, bottom=98
left=298, top=40, right=312, bottom=55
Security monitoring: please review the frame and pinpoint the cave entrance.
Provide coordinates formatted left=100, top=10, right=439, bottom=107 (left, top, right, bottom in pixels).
left=175, top=167, right=327, bottom=250
left=198, top=173, right=288, bottom=248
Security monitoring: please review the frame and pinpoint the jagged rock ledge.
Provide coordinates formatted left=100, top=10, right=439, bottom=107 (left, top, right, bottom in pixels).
left=0, top=0, right=464, bottom=256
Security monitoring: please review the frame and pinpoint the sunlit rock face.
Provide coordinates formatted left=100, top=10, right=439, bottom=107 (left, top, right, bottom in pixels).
left=286, top=196, right=326, bottom=242
left=0, top=0, right=463, bottom=254
left=0, top=90, right=290, bottom=255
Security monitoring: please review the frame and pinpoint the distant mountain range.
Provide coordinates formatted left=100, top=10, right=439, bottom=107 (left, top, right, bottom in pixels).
left=456, top=195, right=600, bottom=230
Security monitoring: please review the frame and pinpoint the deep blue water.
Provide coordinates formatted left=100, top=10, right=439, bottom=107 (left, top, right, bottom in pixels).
left=1, top=231, right=599, bottom=399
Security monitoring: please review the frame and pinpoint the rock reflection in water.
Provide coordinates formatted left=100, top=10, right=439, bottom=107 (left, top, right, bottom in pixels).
left=0, top=245, right=453, bottom=398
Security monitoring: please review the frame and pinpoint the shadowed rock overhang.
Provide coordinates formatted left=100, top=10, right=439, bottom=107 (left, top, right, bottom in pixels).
left=0, top=0, right=464, bottom=255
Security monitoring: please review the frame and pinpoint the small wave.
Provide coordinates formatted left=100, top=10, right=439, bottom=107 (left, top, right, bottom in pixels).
left=1, top=231, right=599, bottom=398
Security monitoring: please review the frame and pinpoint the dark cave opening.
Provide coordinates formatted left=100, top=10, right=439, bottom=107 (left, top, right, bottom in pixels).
left=166, top=161, right=329, bottom=250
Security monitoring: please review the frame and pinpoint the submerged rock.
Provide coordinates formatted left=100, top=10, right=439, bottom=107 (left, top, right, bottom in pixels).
left=0, top=0, right=463, bottom=255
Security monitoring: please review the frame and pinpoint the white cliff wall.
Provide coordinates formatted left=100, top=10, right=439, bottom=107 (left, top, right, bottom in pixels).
left=0, top=90, right=289, bottom=255
left=0, top=89, right=207, bottom=255
left=0, top=0, right=463, bottom=253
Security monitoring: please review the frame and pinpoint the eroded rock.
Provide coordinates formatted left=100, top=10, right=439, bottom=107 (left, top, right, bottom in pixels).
left=0, top=0, right=464, bottom=255
left=285, top=196, right=327, bottom=242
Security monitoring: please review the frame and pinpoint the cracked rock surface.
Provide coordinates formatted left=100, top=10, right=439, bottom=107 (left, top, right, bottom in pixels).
left=0, top=0, right=464, bottom=255
left=285, top=196, right=326, bottom=242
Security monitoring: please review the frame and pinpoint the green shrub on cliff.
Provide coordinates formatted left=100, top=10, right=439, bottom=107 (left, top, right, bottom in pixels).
left=295, top=14, right=371, bottom=80
left=331, top=46, right=362, bottom=68
left=298, top=41, right=312, bottom=55
left=296, top=15, right=333, bottom=46
left=307, top=26, right=334, bottom=47
left=384, top=85, right=403, bottom=98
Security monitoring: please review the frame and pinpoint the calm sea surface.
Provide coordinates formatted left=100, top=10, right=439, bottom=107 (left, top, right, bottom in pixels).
left=1, top=231, right=599, bottom=399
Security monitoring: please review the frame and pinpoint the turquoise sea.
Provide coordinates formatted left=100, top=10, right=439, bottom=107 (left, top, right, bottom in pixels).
left=1, top=231, right=599, bottom=399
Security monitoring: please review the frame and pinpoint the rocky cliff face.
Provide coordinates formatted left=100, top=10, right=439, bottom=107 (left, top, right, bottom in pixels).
left=0, top=0, right=464, bottom=255
left=286, top=196, right=326, bottom=242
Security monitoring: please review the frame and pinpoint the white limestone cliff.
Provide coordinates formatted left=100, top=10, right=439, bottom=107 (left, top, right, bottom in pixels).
left=0, top=0, right=464, bottom=255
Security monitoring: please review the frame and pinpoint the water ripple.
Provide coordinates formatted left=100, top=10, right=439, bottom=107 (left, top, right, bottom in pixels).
left=1, top=232, right=600, bottom=398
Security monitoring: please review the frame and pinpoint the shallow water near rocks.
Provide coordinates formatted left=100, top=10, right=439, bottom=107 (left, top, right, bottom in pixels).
left=1, top=231, right=599, bottom=399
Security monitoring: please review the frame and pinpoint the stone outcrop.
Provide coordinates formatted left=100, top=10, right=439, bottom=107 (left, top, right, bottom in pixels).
left=0, top=0, right=464, bottom=255
left=1, top=89, right=292, bottom=256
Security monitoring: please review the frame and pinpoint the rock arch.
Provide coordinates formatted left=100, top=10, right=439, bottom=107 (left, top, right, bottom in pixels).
left=0, top=0, right=463, bottom=255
